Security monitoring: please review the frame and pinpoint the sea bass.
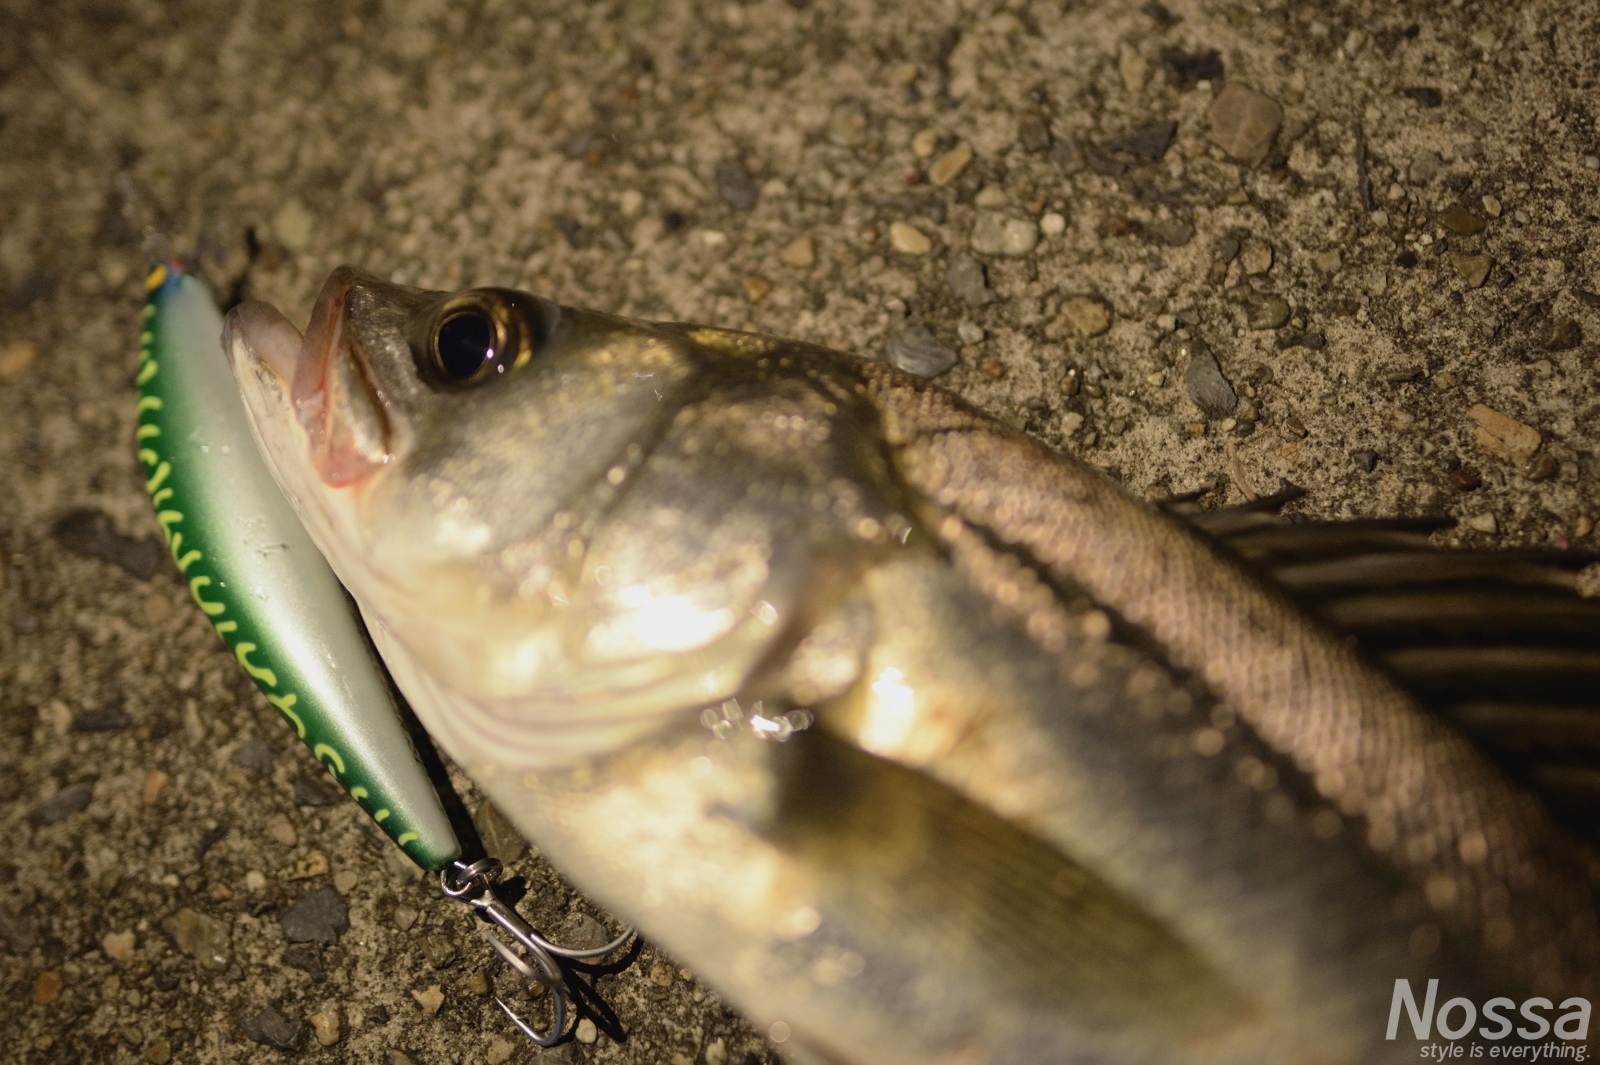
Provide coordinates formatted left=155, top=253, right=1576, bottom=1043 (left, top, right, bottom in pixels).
left=224, top=266, right=1599, bottom=1064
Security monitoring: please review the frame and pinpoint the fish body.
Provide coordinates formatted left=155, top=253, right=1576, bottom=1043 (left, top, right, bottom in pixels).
left=225, top=267, right=1599, bottom=1064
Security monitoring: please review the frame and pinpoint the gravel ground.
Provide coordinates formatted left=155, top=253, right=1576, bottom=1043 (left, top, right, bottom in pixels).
left=2, top=1, right=1598, bottom=1063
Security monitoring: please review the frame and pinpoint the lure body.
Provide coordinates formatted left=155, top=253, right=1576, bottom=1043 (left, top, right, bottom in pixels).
left=136, top=263, right=459, bottom=870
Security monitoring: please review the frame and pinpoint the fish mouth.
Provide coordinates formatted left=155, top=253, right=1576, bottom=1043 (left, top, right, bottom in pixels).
left=227, top=266, right=394, bottom=489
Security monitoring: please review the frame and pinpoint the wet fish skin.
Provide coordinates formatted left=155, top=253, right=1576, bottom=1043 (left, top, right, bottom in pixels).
left=226, top=267, right=1599, bottom=1065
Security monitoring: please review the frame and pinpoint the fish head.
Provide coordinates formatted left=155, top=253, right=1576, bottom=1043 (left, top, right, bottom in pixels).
left=224, top=266, right=818, bottom=763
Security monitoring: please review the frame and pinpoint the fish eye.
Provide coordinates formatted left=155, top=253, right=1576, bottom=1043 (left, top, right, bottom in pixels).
left=419, top=289, right=558, bottom=390
left=436, top=310, right=499, bottom=382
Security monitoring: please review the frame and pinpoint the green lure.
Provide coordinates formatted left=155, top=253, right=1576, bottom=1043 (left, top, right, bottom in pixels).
left=135, top=262, right=460, bottom=870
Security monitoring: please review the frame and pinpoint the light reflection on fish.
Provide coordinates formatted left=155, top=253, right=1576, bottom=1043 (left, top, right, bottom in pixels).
left=224, top=266, right=1599, bottom=1064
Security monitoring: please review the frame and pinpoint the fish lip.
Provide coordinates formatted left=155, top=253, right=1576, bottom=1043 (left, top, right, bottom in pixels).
left=293, top=266, right=393, bottom=488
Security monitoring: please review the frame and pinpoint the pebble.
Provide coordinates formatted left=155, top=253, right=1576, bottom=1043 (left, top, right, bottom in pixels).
left=957, top=320, right=984, bottom=344
left=74, top=703, right=130, bottom=731
left=1402, top=87, right=1444, bottom=108
left=1213, top=235, right=1241, bottom=264
left=0, top=340, right=38, bottom=382
left=422, top=935, right=458, bottom=967
left=412, top=985, right=444, bottom=1016
left=1543, top=318, right=1582, bottom=351
left=1181, top=338, right=1238, bottom=419
left=1452, top=469, right=1482, bottom=492
left=1144, top=218, right=1194, bottom=247
left=884, top=324, right=956, bottom=378
left=103, top=929, right=137, bottom=964
left=145, top=1039, right=172, bottom=1063
left=928, top=143, right=972, bottom=186
left=266, top=812, right=298, bottom=847
left=1481, top=194, right=1502, bottom=218
left=1053, top=296, right=1112, bottom=338
left=910, top=128, right=939, bottom=158
left=714, top=160, right=759, bottom=211
left=1208, top=84, right=1283, bottom=166
left=1526, top=452, right=1560, bottom=482
left=888, top=221, right=931, bottom=255
left=475, top=800, right=527, bottom=864
left=779, top=235, right=815, bottom=270
left=393, top=906, right=419, bottom=932
left=283, top=942, right=326, bottom=982
left=285, top=849, right=330, bottom=881
left=31, top=782, right=93, bottom=825
left=142, top=770, right=170, bottom=805
left=165, top=908, right=231, bottom=969
left=272, top=197, right=314, bottom=251
left=281, top=885, right=349, bottom=945
left=52, top=508, right=163, bottom=579
left=970, top=212, right=1038, bottom=256
left=1449, top=252, right=1492, bottom=288
left=826, top=99, right=869, bottom=147
left=35, top=970, right=62, bottom=1005
left=246, top=870, right=268, bottom=892
left=466, top=970, right=492, bottom=996
left=1351, top=450, right=1380, bottom=473
left=1469, top=404, right=1541, bottom=465
left=576, top=1018, right=599, bottom=1044
left=1160, top=47, right=1223, bottom=87
left=1576, top=516, right=1594, bottom=539
left=293, top=772, right=338, bottom=807
left=233, top=736, right=274, bottom=777
left=310, top=1009, right=341, bottom=1046
left=1314, top=249, right=1343, bottom=274
left=1060, top=411, right=1085, bottom=436
left=1248, top=296, right=1291, bottom=331
left=974, top=186, right=1008, bottom=208
left=1018, top=115, right=1052, bottom=153
left=486, top=1036, right=515, bottom=1064
left=1239, top=239, right=1273, bottom=276
left=743, top=276, right=772, bottom=302
left=1438, top=204, right=1486, bottom=236
left=241, top=1004, right=307, bottom=1053
left=1408, top=151, right=1445, bottom=184
left=1107, top=119, right=1178, bottom=161
left=1039, top=212, right=1066, bottom=236
left=945, top=256, right=993, bottom=306
left=1464, top=513, right=1498, bottom=535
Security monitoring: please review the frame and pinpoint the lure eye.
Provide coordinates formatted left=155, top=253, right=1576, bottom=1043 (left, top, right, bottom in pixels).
left=419, top=288, right=558, bottom=390
left=436, top=311, right=499, bottom=382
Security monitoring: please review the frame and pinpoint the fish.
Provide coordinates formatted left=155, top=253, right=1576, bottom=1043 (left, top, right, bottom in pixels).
left=223, top=265, right=1600, bottom=1064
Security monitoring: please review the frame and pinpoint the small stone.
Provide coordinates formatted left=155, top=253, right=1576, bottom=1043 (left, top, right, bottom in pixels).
left=281, top=885, right=349, bottom=945
left=165, top=908, right=230, bottom=969
left=928, top=143, right=972, bottom=186
left=393, top=906, right=419, bottom=932
left=1107, top=119, right=1178, bottom=161
left=970, top=212, right=1038, bottom=257
left=32, top=782, right=93, bottom=825
left=1213, top=235, right=1241, bottom=264
left=910, top=128, right=939, bottom=157
left=475, top=801, right=526, bottom=864
left=1181, top=338, right=1237, bottom=419
left=1452, top=469, right=1483, bottom=492
left=980, top=359, right=1005, bottom=378
left=246, top=870, right=268, bottom=892
left=310, top=1010, right=341, bottom=1046
left=575, top=1018, right=599, bottom=1044
left=422, top=935, right=458, bottom=967
left=1239, top=240, right=1273, bottom=275
left=467, top=970, right=492, bottom=996
left=973, top=185, right=1008, bottom=208
left=1351, top=450, right=1380, bottom=473
left=1060, top=411, right=1085, bottom=436
left=73, top=704, right=130, bottom=731
left=1208, top=84, right=1283, bottom=166
left=1543, top=318, right=1582, bottom=351
left=826, top=99, right=869, bottom=147
left=1449, top=252, right=1492, bottom=288
left=145, top=1039, right=172, bottom=1064
left=1481, top=194, right=1502, bottom=218
left=293, top=772, right=338, bottom=807
left=945, top=256, right=993, bottom=306
left=486, top=1036, right=515, bottom=1064
left=266, top=812, right=298, bottom=847
left=1576, top=516, right=1594, bottom=539
left=1464, top=513, right=1498, bottom=535
left=51, top=508, right=163, bottom=579
left=0, top=340, right=38, bottom=382
left=241, top=1005, right=307, bottom=1053
left=142, top=770, right=170, bottom=806
left=884, top=324, right=956, bottom=378
left=272, top=197, right=314, bottom=251
left=779, top=235, right=815, bottom=269
left=1144, top=218, right=1194, bottom=247
left=1160, top=47, right=1223, bottom=88
left=1408, top=152, right=1444, bottom=184
left=957, top=320, right=984, bottom=344
left=412, top=984, right=444, bottom=1016
left=888, top=221, right=931, bottom=255
left=1018, top=115, right=1051, bottom=153
left=285, top=850, right=329, bottom=881
left=1248, top=296, right=1291, bottom=331
left=1526, top=452, right=1560, bottom=482
left=1053, top=296, right=1112, bottom=338
left=742, top=276, right=772, bottom=303
left=283, top=942, right=326, bottom=982
left=1039, top=212, right=1066, bottom=236
left=103, top=930, right=136, bottom=964
left=1401, top=87, right=1443, bottom=108
left=1313, top=249, right=1343, bottom=274
left=233, top=736, right=274, bottom=777
left=1438, top=204, right=1486, bottom=236
left=35, top=970, right=62, bottom=1005
left=1469, top=404, right=1541, bottom=465
left=714, top=160, right=759, bottom=211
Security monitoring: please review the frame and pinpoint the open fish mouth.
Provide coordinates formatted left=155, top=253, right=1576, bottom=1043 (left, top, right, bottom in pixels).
left=224, top=266, right=394, bottom=490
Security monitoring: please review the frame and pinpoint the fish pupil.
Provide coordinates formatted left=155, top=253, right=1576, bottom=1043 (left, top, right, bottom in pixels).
left=436, top=311, right=496, bottom=380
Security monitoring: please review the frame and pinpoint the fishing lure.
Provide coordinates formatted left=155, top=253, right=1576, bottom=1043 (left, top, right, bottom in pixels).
left=135, top=261, right=629, bottom=1044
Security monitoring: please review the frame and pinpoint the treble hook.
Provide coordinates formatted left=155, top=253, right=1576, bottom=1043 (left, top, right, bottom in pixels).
left=440, top=858, right=635, bottom=1046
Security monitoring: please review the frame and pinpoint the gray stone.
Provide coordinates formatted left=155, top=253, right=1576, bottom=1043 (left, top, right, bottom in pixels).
left=1181, top=338, right=1237, bottom=418
left=280, top=885, right=348, bottom=946
left=165, top=908, right=230, bottom=969
left=826, top=99, right=868, bottom=146
left=30, top=782, right=93, bottom=825
left=1107, top=120, right=1178, bottom=161
left=1145, top=218, right=1194, bottom=247
left=884, top=325, right=957, bottom=378
left=713, top=160, right=758, bottom=211
left=50, top=508, right=163, bottom=580
left=1408, top=151, right=1444, bottom=185
left=1208, top=84, right=1283, bottom=166
left=1018, top=115, right=1051, bottom=153
left=1160, top=47, right=1223, bottom=87
left=73, top=704, right=129, bottom=732
left=945, top=256, right=993, bottom=306
left=970, top=212, right=1038, bottom=257
left=233, top=737, right=274, bottom=777
left=240, top=1005, right=307, bottom=1053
